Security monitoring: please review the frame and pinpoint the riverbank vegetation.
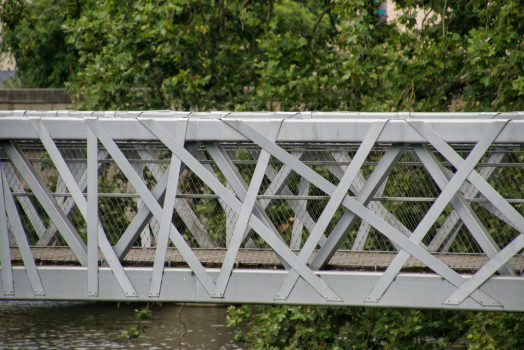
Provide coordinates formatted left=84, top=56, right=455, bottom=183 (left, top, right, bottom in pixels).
left=227, top=305, right=524, bottom=349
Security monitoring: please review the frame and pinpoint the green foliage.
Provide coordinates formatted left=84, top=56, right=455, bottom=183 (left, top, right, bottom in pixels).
left=227, top=305, right=524, bottom=350
left=4, top=0, right=524, bottom=111
left=121, top=323, right=147, bottom=340
left=0, top=0, right=499, bottom=112
left=0, top=0, right=81, bottom=87
left=465, top=312, right=524, bottom=350
left=121, top=304, right=154, bottom=340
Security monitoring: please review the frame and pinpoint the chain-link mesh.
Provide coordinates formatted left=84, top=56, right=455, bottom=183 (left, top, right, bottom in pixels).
left=3, top=140, right=524, bottom=270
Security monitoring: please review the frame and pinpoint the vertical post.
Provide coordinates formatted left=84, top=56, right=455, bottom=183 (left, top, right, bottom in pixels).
left=87, top=128, right=98, bottom=296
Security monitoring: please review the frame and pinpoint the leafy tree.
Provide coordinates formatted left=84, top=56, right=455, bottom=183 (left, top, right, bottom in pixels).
left=227, top=305, right=524, bottom=349
left=0, top=0, right=82, bottom=87
left=54, top=0, right=524, bottom=112
left=3, top=0, right=523, bottom=111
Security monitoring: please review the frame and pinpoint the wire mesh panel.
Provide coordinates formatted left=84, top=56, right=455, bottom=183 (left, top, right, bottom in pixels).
left=3, top=140, right=523, bottom=262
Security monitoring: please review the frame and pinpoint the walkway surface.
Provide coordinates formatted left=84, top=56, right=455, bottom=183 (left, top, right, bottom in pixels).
left=10, top=247, right=524, bottom=272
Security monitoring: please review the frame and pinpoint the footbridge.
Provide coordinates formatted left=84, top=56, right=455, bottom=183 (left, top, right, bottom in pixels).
left=1, top=110, right=524, bottom=311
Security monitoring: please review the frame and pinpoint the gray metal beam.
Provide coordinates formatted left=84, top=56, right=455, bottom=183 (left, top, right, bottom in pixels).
left=88, top=118, right=217, bottom=296
left=112, top=142, right=201, bottom=260
left=138, top=150, right=215, bottom=249
left=87, top=127, right=98, bottom=297
left=1, top=141, right=88, bottom=265
left=138, top=118, right=341, bottom=301
left=412, top=145, right=515, bottom=275
left=324, top=150, right=409, bottom=251
left=427, top=153, right=506, bottom=252
left=0, top=165, right=14, bottom=295
left=194, top=149, right=239, bottom=247
left=224, top=120, right=498, bottom=306
left=409, top=121, right=524, bottom=234
left=290, top=170, right=311, bottom=249
left=2, top=171, right=45, bottom=295
left=249, top=150, right=326, bottom=246
left=443, top=234, right=524, bottom=305
left=37, top=151, right=108, bottom=246
left=355, top=176, right=388, bottom=250
left=204, top=143, right=286, bottom=247
left=308, top=145, right=407, bottom=270
left=366, top=121, right=508, bottom=304
left=2, top=115, right=524, bottom=143
left=149, top=119, right=188, bottom=297
left=275, top=121, right=387, bottom=300
left=7, top=266, right=524, bottom=311
left=211, top=119, right=283, bottom=298
left=128, top=153, right=152, bottom=248
left=31, top=117, right=137, bottom=297
left=2, top=162, right=47, bottom=239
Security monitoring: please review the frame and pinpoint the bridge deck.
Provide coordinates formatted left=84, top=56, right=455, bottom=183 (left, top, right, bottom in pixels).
left=10, top=247, right=524, bottom=272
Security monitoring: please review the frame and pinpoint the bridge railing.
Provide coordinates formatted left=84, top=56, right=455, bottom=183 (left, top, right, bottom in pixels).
left=0, top=110, right=523, bottom=310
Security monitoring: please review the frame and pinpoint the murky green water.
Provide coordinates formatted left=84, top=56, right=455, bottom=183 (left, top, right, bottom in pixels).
left=0, top=301, right=244, bottom=349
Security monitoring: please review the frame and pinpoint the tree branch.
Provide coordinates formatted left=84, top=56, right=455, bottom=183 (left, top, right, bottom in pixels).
left=311, top=5, right=333, bottom=37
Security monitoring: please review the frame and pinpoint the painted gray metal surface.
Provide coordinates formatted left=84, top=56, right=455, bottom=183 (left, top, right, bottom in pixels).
left=1, top=111, right=524, bottom=311
left=3, top=266, right=524, bottom=312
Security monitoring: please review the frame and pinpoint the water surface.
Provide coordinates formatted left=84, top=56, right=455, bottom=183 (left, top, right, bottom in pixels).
left=0, top=301, right=244, bottom=349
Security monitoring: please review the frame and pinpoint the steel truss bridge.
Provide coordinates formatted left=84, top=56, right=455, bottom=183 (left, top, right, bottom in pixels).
left=1, top=110, right=524, bottom=311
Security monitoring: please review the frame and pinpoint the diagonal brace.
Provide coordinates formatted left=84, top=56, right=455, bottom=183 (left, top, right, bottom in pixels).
left=223, top=119, right=500, bottom=306
left=274, top=121, right=388, bottom=300
left=139, top=118, right=341, bottom=301
left=365, top=120, right=509, bottom=304
left=149, top=119, right=188, bottom=297
left=86, top=118, right=216, bottom=296
left=212, top=119, right=283, bottom=297
left=30, top=117, right=137, bottom=297
left=1, top=141, right=88, bottom=265
left=412, top=144, right=515, bottom=275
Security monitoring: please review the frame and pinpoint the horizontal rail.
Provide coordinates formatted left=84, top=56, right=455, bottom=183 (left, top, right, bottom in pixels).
left=2, top=266, right=524, bottom=311
left=10, top=192, right=524, bottom=203
left=3, top=159, right=524, bottom=167
left=3, top=116, right=524, bottom=143
left=2, top=110, right=523, bottom=119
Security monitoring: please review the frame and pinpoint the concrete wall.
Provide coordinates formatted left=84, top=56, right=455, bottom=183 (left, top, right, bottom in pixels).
left=0, top=89, right=71, bottom=110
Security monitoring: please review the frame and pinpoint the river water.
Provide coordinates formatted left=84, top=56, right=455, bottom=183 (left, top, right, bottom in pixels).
left=0, top=301, right=245, bottom=349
